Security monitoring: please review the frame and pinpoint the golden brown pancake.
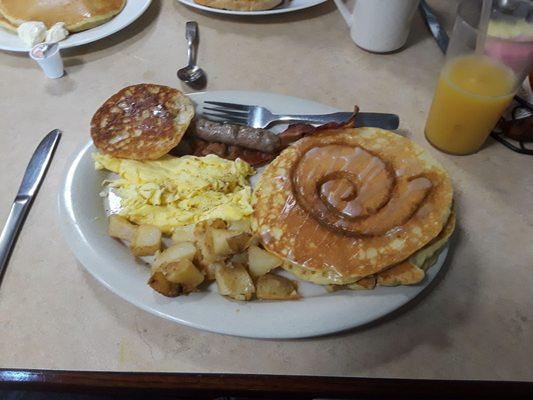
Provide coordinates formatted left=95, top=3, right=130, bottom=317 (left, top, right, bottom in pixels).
left=91, top=84, right=195, bottom=161
left=194, top=0, right=283, bottom=11
left=0, top=0, right=126, bottom=32
left=375, top=208, right=455, bottom=286
left=376, top=262, right=426, bottom=287
left=294, top=209, right=455, bottom=289
left=347, top=275, right=377, bottom=290
left=253, top=128, right=453, bottom=285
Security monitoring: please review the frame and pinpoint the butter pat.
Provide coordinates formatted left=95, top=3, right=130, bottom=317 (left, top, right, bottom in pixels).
left=17, top=21, right=46, bottom=47
left=45, top=22, right=69, bottom=43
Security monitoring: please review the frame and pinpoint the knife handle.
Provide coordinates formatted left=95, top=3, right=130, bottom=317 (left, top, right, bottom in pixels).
left=355, top=113, right=400, bottom=130
left=0, top=199, right=30, bottom=284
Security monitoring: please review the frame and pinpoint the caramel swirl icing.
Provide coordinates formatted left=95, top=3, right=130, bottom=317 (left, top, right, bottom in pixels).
left=292, top=143, right=433, bottom=237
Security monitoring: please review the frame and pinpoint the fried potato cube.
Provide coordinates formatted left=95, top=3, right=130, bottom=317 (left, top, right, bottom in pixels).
left=230, top=252, right=248, bottom=266
left=131, top=224, right=162, bottom=256
left=195, top=235, right=223, bottom=269
left=228, top=219, right=251, bottom=233
left=194, top=222, right=237, bottom=271
left=215, top=263, right=255, bottom=301
left=148, top=271, right=181, bottom=297
left=194, top=220, right=210, bottom=237
left=207, top=228, right=234, bottom=256
left=207, top=228, right=252, bottom=256
left=195, top=219, right=227, bottom=236
left=108, top=215, right=137, bottom=242
left=247, top=245, right=283, bottom=278
left=256, top=274, right=299, bottom=300
left=227, top=232, right=252, bottom=253
left=152, top=242, right=197, bottom=271
left=161, top=259, right=204, bottom=293
left=205, top=262, right=222, bottom=281
left=193, top=224, right=213, bottom=265
left=171, top=225, right=195, bottom=244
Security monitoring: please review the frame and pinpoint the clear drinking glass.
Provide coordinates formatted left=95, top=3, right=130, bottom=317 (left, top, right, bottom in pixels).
left=425, top=0, right=533, bottom=155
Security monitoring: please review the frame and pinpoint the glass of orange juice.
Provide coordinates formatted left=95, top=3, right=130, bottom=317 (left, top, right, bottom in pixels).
left=425, top=0, right=533, bottom=155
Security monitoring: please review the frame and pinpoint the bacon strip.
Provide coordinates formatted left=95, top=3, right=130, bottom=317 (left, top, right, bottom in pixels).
left=279, top=106, right=359, bottom=148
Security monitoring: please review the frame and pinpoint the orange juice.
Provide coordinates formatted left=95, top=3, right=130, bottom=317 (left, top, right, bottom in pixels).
left=425, top=55, right=517, bottom=155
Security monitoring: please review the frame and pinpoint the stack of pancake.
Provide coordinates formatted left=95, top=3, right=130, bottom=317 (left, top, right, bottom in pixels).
left=0, top=0, right=126, bottom=32
left=252, top=127, right=455, bottom=289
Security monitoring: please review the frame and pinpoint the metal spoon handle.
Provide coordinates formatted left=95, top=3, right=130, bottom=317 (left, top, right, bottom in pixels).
left=186, top=21, right=198, bottom=43
left=185, top=21, right=198, bottom=66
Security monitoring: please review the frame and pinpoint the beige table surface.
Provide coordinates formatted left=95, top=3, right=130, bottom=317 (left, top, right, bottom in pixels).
left=0, top=0, right=531, bottom=381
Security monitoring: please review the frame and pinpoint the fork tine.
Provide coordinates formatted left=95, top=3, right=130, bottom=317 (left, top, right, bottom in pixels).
left=203, top=107, right=248, bottom=118
left=204, top=101, right=252, bottom=111
left=203, top=111, right=247, bottom=125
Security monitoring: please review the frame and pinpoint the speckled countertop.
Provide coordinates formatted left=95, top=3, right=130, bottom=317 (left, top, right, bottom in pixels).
left=0, top=0, right=531, bottom=380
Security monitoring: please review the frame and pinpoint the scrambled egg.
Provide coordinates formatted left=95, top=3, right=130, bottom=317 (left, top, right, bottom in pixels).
left=94, top=153, right=254, bottom=234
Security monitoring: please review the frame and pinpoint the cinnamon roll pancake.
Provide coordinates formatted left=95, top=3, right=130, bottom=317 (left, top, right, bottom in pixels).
left=252, top=128, right=454, bottom=285
left=0, top=0, right=126, bottom=32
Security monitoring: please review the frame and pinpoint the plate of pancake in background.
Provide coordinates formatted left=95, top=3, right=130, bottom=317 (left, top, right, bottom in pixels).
left=59, top=90, right=455, bottom=339
left=177, top=0, right=327, bottom=16
left=0, top=0, right=151, bottom=52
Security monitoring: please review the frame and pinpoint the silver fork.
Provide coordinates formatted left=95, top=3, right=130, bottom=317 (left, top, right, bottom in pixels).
left=202, top=101, right=400, bottom=130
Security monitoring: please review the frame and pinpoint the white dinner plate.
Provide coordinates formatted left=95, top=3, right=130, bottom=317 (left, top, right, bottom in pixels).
left=177, top=0, right=327, bottom=16
left=0, top=0, right=152, bottom=52
left=58, top=90, right=449, bottom=339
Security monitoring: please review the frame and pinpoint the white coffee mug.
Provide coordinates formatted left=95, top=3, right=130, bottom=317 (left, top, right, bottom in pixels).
left=333, top=0, right=421, bottom=53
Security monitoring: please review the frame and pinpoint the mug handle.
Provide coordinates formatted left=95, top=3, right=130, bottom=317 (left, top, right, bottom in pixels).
left=332, top=0, right=353, bottom=27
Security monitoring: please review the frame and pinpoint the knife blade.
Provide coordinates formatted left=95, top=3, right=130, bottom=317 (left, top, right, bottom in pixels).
left=419, top=0, right=450, bottom=54
left=283, top=112, right=400, bottom=130
left=0, top=129, right=61, bottom=286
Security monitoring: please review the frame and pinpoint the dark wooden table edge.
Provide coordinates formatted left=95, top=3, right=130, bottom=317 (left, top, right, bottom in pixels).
left=1, top=369, right=532, bottom=399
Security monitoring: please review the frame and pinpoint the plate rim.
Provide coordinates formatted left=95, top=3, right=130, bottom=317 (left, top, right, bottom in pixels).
left=58, top=89, right=450, bottom=339
left=0, top=0, right=152, bottom=52
left=176, top=0, right=327, bottom=16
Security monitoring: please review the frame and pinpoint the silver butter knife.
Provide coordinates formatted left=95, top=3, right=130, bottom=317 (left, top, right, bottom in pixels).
left=0, top=129, right=61, bottom=286
left=419, top=0, right=449, bottom=54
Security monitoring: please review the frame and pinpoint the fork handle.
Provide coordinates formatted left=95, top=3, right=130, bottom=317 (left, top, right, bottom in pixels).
left=273, top=112, right=350, bottom=125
